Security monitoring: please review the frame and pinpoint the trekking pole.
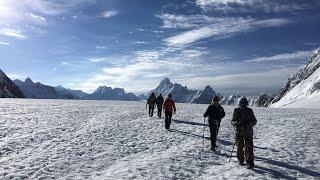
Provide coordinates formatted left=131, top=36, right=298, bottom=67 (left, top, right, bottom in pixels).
left=202, top=117, right=206, bottom=151
left=228, top=139, right=237, bottom=162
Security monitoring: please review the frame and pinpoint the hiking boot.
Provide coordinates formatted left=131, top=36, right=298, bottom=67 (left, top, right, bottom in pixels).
left=239, top=162, right=245, bottom=166
left=210, top=146, right=216, bottom=151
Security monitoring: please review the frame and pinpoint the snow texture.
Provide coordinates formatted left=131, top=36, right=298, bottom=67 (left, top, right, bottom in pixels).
left=271, top=49, right=320, bottom=108
left=271, top=48, right=320, bottom=108
left=0, top=99, right=319, bottom=179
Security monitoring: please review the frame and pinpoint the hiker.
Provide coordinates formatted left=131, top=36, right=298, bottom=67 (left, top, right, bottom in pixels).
left=147, top=92, right=157, bottom=117
left=163, top=93, right=176, bottom=130
left=156, top=93, right=164, bottom=118
left=203, top=96, right=225, bottom=151
left=232, top=97, right=257, bottom=169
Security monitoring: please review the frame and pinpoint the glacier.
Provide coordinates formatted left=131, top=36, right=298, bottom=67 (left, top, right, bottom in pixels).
left=0, top=99, right=319, bottom=179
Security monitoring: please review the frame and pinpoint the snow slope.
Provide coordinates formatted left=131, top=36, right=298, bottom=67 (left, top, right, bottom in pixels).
left=271, top=66, right=320, bottom=108
left=271, top=48, right=320, bottom=108
left=0, top=99, right=319, bottom=179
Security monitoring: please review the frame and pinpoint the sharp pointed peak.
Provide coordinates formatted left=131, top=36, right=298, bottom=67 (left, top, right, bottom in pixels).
left=160, top=77, right=171, bottom=84
left=25, top=77, right=34, bottom=84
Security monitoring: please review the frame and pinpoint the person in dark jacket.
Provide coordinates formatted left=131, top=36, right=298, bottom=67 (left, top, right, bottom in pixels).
left=204, top=96, right=225, bottom=151
left=147, top=92, right=157, bottom=117
left=156, top=94, right=164, bottom=118
left=163, top=93, right=176, bottom=130
left=232, top=97, right=257, bottom=169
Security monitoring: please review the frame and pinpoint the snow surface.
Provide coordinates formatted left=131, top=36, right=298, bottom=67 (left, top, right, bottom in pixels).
left=0, top=99, right=319, bottom=179
left=271, top=48, right=320, bottom=108
left=271, top=64, right=320, bottom=108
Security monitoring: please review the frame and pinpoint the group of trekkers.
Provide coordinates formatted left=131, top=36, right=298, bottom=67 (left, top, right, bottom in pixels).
left=147, top=92, right=176, bottom=129
left=147, top=93, right=257, bottom=169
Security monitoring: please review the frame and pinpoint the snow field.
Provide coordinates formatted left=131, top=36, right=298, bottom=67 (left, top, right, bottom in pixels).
left=0, top=99, right=319, bottom=179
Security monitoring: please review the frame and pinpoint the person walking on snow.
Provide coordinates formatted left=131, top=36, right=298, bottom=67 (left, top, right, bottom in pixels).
left=156, top=94, right=164, bottom=118
left=232, top=97, right=257, bottom=169
left=147, top=92, right=157, bottom=117
left=203, top=96, right=225, bottom=151
left=163, top=93, right=176, bottom=130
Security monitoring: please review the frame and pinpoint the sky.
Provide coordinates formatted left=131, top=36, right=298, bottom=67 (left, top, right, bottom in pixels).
left=1, top=0, right=320, bottom=96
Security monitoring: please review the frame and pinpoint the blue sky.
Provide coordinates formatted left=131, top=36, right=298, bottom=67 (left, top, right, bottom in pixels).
left=1, top=0, right=320, bottom=96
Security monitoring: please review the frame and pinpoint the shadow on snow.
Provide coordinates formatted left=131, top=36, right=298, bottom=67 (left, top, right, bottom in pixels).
left=172, top=119, right=208, bottom=127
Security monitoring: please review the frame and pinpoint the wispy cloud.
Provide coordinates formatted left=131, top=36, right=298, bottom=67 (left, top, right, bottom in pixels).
left=195, top=0, right=314, bottom=13
left=60, top=61, right=69, bottom=65
left=156, top=13, right=214, bottom=29
left=135, top=41, right=148, bottom=44
left=0, top=0, right=87, bottom=40
left=101, top=10, right=118, bottom=18
left=7, top=72, right=26, bottom=80
left=162, top=16, right=290, bottom=46
left=304, top=42, right=318, bottom=46
left=96, top=45, right=107, bottom=49
left=176, top=67, right=298, bottom=95
left=0, top=28, right=27, bottom=40
left=71, top=47, right=217, bottom=93
left=0, top=41, right=10, bottom=46
left=244, top=50, right=312, bottom=63
left=27, top=13, right=47, bottom=25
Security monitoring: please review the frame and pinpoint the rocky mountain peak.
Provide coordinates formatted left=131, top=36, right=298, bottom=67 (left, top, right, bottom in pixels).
left=25, top=77, right=34, bottom=84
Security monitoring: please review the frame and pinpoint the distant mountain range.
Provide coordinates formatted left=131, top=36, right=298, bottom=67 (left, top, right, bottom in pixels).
left=12, top=77, right=139, bottom=101
left=148, top=78, right=275, bottom=106
left=83, top=86, right=139, bottom=101
left=0, top=69, right=24, bottom=98
left=6, top=48, right=320, bottom=109
left=0, top=69, right=277, bottom=106
left=13, top=78, right=79, bottom=99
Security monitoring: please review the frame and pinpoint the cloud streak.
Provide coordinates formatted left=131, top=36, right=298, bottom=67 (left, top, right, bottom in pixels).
left=0, top=41, right=10, bottom=46
left=162, top=16, right=290, bottom=46
left=101, top=10, right=119, bottom=18
left=244, top=50, right=312, bottom=63
left=0, top=28, right=27, bottom=40
left=195, top=0, right=314, bottom=13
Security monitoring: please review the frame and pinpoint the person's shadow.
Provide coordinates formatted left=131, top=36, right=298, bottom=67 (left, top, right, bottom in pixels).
left=168, top=128, right=210, bottom=140
left=168, top=127, right=320, bottom=179
left=172, top=119, right=208, bottom=127
left=253, top=156, right=320, bottom=178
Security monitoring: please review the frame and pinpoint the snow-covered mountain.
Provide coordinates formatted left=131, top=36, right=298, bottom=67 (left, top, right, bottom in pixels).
left=0, top=69, right=24, bottom=98
left=138, top=94, right=147, bottom=101
left=220, top=94, right=241, bottom=106
left=151, top=78, right=217, bottom=104
left=14, top=78, right=77, bottom=99
left=84, top=86, right=139, bottom=101
left=271, top=48, right=320, bottom=108
left=220, top=95, right=257, bottom=106
left=255, top=93, right=275, bottom=107
left=55, top=86, right=88, bottom=99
